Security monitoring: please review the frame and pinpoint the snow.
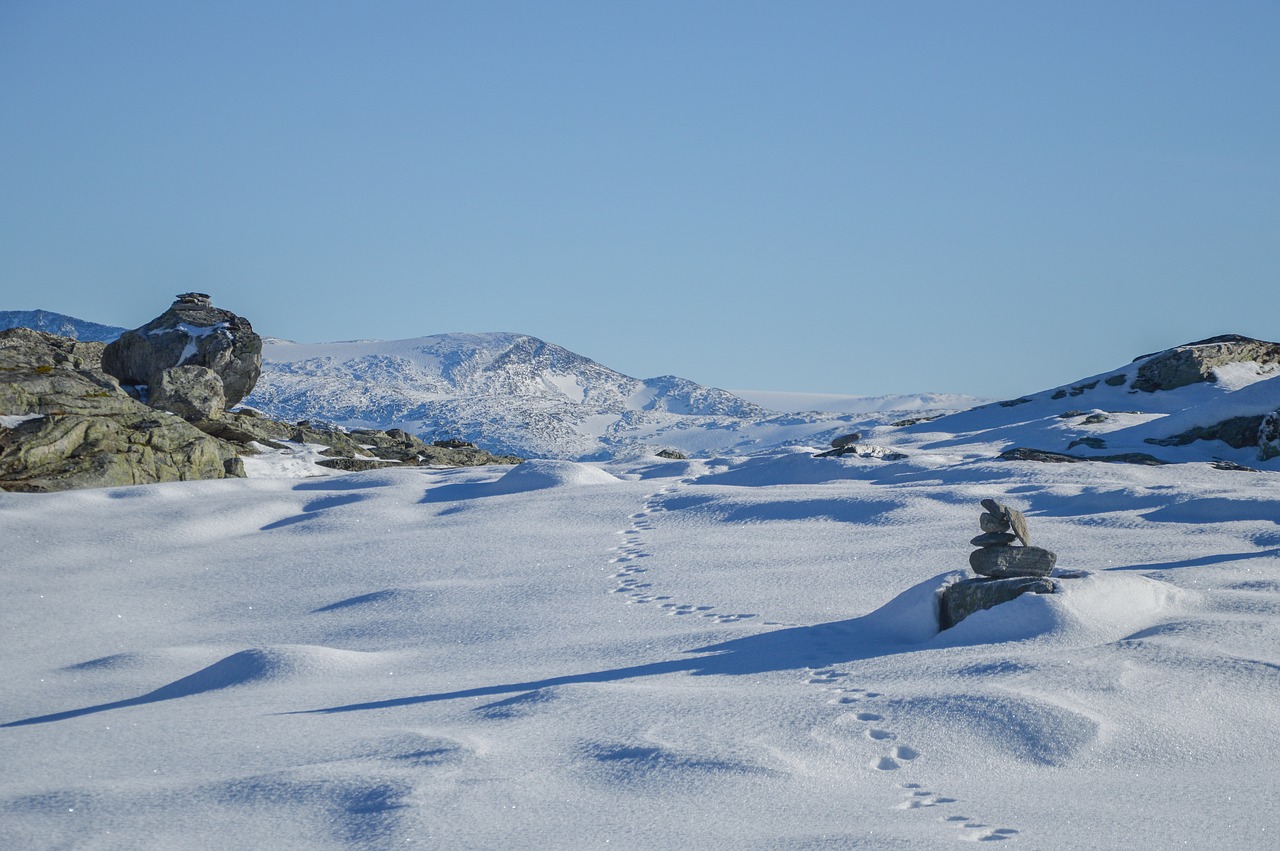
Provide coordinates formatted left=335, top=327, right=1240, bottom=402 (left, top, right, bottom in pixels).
left=0, top=413, right=44, bottom=429
left=4, top=429, right=1280, bottom=848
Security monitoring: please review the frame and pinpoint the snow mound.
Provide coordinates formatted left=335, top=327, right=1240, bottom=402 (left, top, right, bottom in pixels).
left=486, top=460, right=621, bottom=494
left=933, top=570, right=1186, bottom=648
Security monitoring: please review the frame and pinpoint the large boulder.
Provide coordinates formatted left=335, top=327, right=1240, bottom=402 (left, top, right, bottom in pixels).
left=149, top=365, right=226, bottom=420
left=0, top=327, right=242, bottom=492
left=102, top=293, right=262, bottom=407
left=1132, top=335, right=1280, bottom=393
left=939, top=576, right=1058, bottom=629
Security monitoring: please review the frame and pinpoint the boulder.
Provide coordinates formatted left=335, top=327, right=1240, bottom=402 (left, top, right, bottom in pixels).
left=0, top=327, right=243, bottom=492
left=0, top=412, right=242, bottom=492
left=149, top=365, right=226, bottom=420
left=102, top=293, right=262, bottom=406
left=1132, top=335, right=1280, bottom=393
left=969, top=545, right=1056, bottom=578
left=939, top=576, right=1057, bottom=629
left=831, top=432, right=861, bottom=449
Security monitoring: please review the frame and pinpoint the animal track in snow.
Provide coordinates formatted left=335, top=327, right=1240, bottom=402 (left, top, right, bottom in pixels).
left=605, top=478, right=758, bottom=625
left=801, top=668, right=1022, bottom=843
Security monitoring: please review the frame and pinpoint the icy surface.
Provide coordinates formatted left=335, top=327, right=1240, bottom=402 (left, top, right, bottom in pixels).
left=4, top=438, right=1280, bottom=847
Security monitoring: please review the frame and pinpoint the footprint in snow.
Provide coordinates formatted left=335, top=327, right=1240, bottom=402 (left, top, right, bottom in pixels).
left=605, top=480, right=759, bottom=625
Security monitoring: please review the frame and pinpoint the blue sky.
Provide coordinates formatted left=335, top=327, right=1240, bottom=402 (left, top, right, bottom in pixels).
left=2, top=1, right=1277, bottom=397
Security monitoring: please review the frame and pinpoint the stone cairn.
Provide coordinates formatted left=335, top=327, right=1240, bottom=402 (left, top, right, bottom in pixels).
left=969, top=498, right=1056, bottom=578
left=939, top=499, right=1060, bottom=629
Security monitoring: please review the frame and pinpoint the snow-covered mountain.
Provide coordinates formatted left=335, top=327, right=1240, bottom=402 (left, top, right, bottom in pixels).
left=0, top=309, right=125, bottom=342
left=883, top=333, right=1280, bottom=469
left=245, top=332, right=972, bottom=460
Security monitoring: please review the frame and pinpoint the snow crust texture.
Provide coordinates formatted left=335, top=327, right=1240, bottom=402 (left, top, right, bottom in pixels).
left=4, top=439, right=1280, bottom=848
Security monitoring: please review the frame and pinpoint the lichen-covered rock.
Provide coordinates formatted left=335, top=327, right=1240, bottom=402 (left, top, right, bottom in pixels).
left=102, top=293, right=262, bottom=406
left=969, top=545, right=1056, bottom=578
left=149, top=365, right=226, bottom=420
left=1132, top=335, right=1280, bottom=393
left=0, top=412, right=242, bottom=492
left=0, top=327, right=242, bottom=491
left=939, top=576, right=1057, bottom=629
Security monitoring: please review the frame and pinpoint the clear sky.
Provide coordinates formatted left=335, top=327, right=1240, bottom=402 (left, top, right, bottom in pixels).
left=2, top=1, right=1277, bottom=398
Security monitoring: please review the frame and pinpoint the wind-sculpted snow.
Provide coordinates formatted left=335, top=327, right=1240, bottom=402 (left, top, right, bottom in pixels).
left=5, top=444, right=1280, bottom=847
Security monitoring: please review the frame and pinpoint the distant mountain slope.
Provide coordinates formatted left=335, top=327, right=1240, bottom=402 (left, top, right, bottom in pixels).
left=0, top=309, right=125, bottom=342
left=245, top=332, right=789, bottom=459
left=888, top=334, right=1280, bottom=468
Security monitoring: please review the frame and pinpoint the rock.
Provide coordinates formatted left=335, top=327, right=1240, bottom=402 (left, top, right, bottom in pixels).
left=939, top=576, right=1057, bottom=629
left=1000, top=447, right=1168, bottom=466
left=434, top=438, right=476, bottom=449
left=102, top=293, right=262, bottom=406
left=0, top=412, right=242, bottom=492
left=971, top=532, right=1016, bottom=547
left=149, top=365, right=226, bottom=420
left=1082, top=413, right=1109, bottom=425
left=979, top=498, right=1005, bottom=519
left=814, top=443, right=906, bottom=460
left=889, top=414, right=943, bottom=427
left=316, top=457, right=394, bottom=472
left=1260, top=411, right=1280, bottom=462
left=1145, top=415, right=1263, bottom=450
left=831, top=432, right=861, bottom=449
left=0, top=328, right=242, bottom=491
left=1006, top=506, right=1030, bottom=546
left=979, top=511, right=1011, bottom=533
left=1132, top=334, right=1280, bottom=393
left=656, top=448, right=687, bottom=460
left=969, top=545, right=1056, bottom=578
left=1067, top=437, right=1107, bottom=450
left=1104, top=374, right=1128, bottom=386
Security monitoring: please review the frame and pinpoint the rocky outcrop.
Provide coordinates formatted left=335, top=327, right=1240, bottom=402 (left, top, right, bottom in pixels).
left=0, top=328, right=242, bottom=492
left=2, top=324, right=521, bottom=492
left=1132, top=335, right=1280, bottom=393
left=1000, top=447, right=1168, bottom=466
left=193, top=412, right=522, bottom=469
left=102, top=293, right=262, bottom=409
left=1144, top=416, right=1262, bottom=450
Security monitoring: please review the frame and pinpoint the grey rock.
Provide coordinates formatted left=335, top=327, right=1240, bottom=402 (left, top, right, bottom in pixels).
left=1006, top=506, right=1030, bottom=546
left=1067, top=437, right=1107, bottom=450
left=939, top=576, right=1058, bottom=630
left=0, top=328, right=243, bottom=491
left=979, top=498, right=1005, bottom=519
left=656, top=448, right=687, bottom=460
left=1145, top=415, right=1263, bottom=450
left=979, top=511, right=1011, bottom=533
left=831, top=432, right=861, bottom=449
left=971, top=532, right=1016, bottom=547
left=149, top=365, right=226, bottom=420
left=969, top=545, right=1056, bottom=578
left=102, top=293, right=262, bottom=407
left=1082, top=413, right=1109, bottom=425
left=1000, top=447, right=1168, bottom=466
left=1133, top=334, right=1280, bottom=393
left=1260, top=411, right=1280, bottom=461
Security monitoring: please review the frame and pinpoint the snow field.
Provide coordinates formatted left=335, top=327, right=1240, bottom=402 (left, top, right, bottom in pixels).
left=3, top=446, right=1280, bottom=848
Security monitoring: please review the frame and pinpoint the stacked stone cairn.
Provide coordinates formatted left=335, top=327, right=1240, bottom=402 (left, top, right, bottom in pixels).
left=939, top=499, right=1060, bottom=630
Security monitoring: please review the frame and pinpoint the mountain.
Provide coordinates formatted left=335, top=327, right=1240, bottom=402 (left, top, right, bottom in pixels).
left=884, top=334, right=1280, bottom=468
left=246, top=332, right=784, bottom=459
left=0, top=309, right=125, bottom=342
